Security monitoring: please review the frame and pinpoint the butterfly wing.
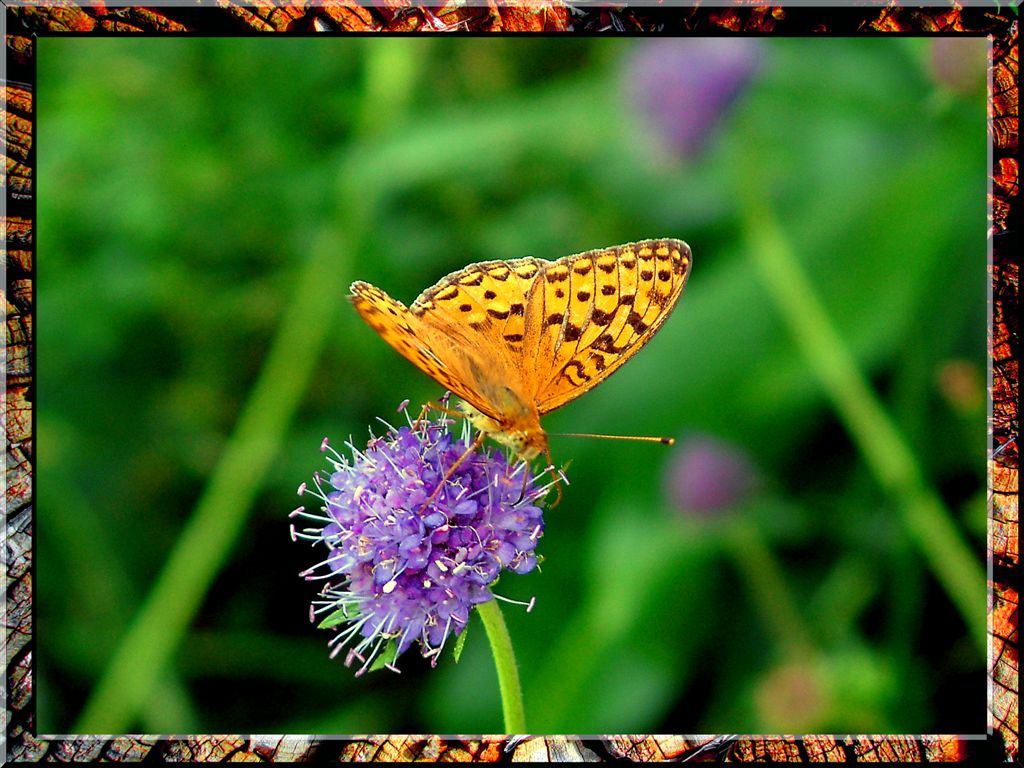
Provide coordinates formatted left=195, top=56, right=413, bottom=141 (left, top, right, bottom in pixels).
left=407, top=258, right=547, bottom=417
left=351, top=238, right=691, bottom=426
left=349, top=257, right=544, bottom=422
left=409, top=256, right=544, bottom=367
left=527, top=239, right=691, bottom=415
left=349, top=281, right=488, bottom=410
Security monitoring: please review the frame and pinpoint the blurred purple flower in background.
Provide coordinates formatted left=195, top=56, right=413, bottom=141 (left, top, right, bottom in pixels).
left=664, top=433, right=760, bottom=517
left=928, top=37, right=987, bottom=94
left=624, top=38, right=762, bottom=160
left=291, top=404, right=545, bottom=675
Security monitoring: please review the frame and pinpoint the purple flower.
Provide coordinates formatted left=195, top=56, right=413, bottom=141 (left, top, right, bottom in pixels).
left=928, top=37, right=987, bottom=95
left=624, top=38, right=762, bottom=159
left=664, top=433, right=759, bottom=517
left=291, top=403, right=546, bottom=675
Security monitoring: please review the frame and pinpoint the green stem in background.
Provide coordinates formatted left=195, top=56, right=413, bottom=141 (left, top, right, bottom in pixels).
left=724, top=513, right=814, bottom=659
left=354, top=36, right=421, bottom=137
left=739, top=194, right=986, bottom=658
left=73, top=40, right=424, bottom=733
left=477, top=599, right=527, bottom=734
left=73, top=228, right=352, bottom=733
left=42, top=466, right=201, bottom=731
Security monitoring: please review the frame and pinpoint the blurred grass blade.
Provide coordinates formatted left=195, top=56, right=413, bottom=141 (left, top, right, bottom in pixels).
left=740, top=195, right=986, bottom=657
left=73, top=229, right=350, bottom=732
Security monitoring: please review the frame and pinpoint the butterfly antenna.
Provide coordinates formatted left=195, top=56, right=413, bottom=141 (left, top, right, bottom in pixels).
left=550, top=432, right=675, bottom=446
left=417, top=431, right=487, bottom=514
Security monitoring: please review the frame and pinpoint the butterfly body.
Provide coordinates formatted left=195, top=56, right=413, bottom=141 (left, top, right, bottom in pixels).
left=350, top=239, right=692, bottom=462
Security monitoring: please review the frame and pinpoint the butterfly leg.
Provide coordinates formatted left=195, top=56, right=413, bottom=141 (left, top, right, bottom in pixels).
left=412, top=396, right=465, bottom=433
left=511, top=452, right=564, bottom=508
left=417, top=431, right=487, bottom=514
left=513, top=460, right=531, bottom=505
left=427, top=400, right=466, bottom=421
left=545, top=448, right=563, bottom=508
left=411, top=402, right=431, bottom=432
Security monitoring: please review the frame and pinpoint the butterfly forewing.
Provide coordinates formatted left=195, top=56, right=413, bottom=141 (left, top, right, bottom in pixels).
left=349, top=281, right=491, bottom=412
left=531, top=239, right=691, bottom=414
left=411, top=258, right=543, bottom=366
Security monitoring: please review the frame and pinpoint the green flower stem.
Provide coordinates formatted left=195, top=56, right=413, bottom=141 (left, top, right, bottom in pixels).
left=73, top=229, right=352, bottom=733
left=739, top=194, right=986, bottom=657
left=477, top=599, right=527, bottom=734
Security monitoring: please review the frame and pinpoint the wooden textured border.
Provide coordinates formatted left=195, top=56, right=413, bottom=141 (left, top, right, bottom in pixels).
left=2, top=2, right=1018, bottom=762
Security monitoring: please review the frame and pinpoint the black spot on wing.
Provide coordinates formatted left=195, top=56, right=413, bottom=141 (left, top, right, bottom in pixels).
left=626, top=311, right=649, bottom=334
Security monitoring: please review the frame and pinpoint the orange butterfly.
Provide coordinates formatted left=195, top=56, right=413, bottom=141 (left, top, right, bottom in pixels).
left=349, top=239, right=692, bottom=467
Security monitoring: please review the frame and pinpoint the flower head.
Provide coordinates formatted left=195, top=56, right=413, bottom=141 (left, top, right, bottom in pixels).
left=624, top=38, right=762, bottom=160
left=291, top=402, right=546, bottom=675
left=664, top=433, right=759, bottom=518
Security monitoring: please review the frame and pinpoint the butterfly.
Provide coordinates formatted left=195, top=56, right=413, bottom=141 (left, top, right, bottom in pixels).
left=349, top=239, right=692, bottom=466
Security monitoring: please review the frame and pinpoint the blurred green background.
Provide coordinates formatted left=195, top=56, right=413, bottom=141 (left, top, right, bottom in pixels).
left=38, top=36, right=989, bottom=736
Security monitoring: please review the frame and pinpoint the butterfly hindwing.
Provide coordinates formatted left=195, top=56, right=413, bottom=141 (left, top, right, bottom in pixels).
left=349, top=281, right=486, bottom=408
